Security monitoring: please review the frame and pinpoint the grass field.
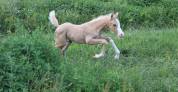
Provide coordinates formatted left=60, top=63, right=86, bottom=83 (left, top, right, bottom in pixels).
left=1, top=0, right=178, bottom=91
left=1, top=28, right=178, bottom=92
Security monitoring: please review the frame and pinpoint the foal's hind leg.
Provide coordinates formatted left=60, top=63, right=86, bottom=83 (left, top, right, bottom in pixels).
left=61, top=41, right=71, bottom=56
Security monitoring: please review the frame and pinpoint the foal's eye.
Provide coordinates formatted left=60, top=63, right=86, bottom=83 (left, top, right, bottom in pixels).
left=113, top=24, right=117, bottom=27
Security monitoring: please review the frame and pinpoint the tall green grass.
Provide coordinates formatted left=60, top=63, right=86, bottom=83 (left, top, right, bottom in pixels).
left=1, top=0, right=178, bottom=91
left=1, top=28, right=178, bottom=92
left=0, top=0, right=178, bottom=33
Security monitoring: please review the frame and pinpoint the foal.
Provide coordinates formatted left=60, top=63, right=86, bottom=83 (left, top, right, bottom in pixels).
left=49, top=11, right=124, bottom=59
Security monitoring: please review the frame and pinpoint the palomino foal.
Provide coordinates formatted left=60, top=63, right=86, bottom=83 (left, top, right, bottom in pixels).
left=49, top=11, right=124, bottom=59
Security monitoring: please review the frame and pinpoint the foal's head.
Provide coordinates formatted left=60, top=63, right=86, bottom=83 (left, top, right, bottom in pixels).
left=108, top=12, right=124, bottom=38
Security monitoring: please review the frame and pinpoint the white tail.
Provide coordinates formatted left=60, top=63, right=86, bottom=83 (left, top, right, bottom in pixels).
left=49, top=10, right=59, bottom=27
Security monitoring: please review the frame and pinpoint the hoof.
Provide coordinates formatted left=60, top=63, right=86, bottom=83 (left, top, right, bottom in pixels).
left=114, top=54, right=120, bottom=60
left=93, top=53, right=104, bottom=58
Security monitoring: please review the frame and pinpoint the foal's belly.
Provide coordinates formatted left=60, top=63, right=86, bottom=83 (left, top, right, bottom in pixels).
left=70, top=36, right=86, bottom=44
left=67, top=31, right=86, bottom=44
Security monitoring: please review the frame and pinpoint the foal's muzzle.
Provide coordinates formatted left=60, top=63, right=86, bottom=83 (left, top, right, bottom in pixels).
left=118, top=32, right=124, bottom=38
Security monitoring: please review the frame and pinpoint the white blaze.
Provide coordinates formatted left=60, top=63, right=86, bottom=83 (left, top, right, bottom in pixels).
left=116, top=19, right=124, bottom=38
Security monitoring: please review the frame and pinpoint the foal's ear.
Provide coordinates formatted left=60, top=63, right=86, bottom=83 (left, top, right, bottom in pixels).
left=111, top=12, right=119, bottom=20
left=115, top=12, right=119, bottom=17
left=111, top=13, right=115, bottom=20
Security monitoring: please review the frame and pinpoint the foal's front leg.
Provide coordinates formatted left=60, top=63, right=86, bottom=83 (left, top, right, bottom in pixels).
left=92, top=36, right=110, bottom=58
left=85, top=37, right=108, bottom=58
left=108, top=38, right=120, bottom=59
left=93, top=45, right=106, bottom=58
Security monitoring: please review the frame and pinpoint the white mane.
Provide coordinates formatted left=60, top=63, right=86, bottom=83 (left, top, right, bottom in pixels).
left=82, top=13, right=111, bottom=25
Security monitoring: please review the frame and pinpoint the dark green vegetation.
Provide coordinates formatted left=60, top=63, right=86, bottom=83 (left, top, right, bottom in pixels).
left=0, top=0, right=178, bottom=33
left=1, top=0, right=178, bottom=92
left=1, top=29, right=178, bottom=92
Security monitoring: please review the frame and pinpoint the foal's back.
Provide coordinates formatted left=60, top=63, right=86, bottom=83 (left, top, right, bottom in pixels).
left=57, top=22, right=87, bottom=43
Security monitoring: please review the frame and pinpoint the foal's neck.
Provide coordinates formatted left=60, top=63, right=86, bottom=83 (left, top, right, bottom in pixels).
left=83, top=16, right=109, bottom=32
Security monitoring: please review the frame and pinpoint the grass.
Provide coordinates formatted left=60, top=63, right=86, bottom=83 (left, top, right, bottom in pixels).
left=1, top=28, right=178, bottom=92
left=56, top=28, right=178, bottom=92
